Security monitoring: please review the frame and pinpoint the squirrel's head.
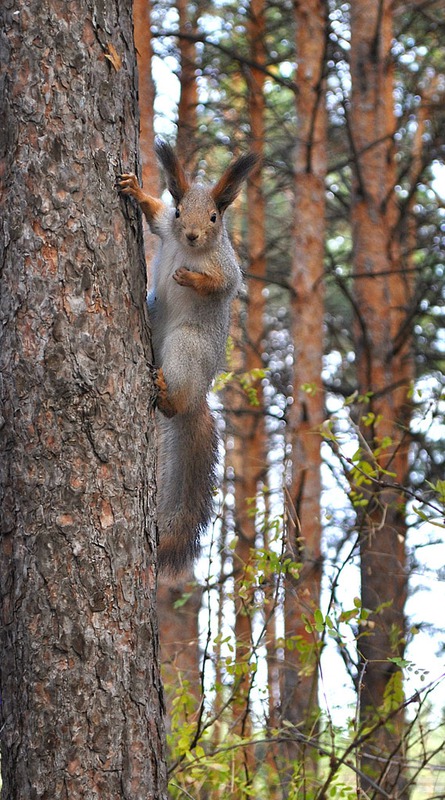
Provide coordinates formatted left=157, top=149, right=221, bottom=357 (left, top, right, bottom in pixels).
left=155, top=139, right=259, bottom=251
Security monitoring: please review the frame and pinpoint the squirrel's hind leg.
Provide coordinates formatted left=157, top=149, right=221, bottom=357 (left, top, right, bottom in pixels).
left=156, top=334, right=215, bottom=417
left=155, top=368, right=186, bottom=417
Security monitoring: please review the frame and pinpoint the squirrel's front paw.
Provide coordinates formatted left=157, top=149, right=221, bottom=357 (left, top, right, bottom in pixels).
left=172, top=268, right=223, bottom=296
left=117, top=173, right=142, bottom=199
left=173, top=267, right=192, bottom=287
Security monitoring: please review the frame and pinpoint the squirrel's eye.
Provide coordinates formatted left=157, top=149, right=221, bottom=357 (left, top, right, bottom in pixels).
left=175, top=208, right=180, bottom=218
left=210, top=212, right=217, bottom=223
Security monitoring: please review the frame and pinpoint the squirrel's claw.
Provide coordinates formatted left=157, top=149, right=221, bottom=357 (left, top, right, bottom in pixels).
left=155, top=368, right=177, bottom=418
left=172, top=267, right=191, bottom=286
left=117, top=173, right=140, bottom=195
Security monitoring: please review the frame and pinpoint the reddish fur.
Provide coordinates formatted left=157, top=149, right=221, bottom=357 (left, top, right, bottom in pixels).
left=118, top=173, right=164, bottom=224
left=173, top=267, right=226, bottom=295
left=138, top=195, right=164, bottom=223
left=155, top=368, right=190, bottom=417
left=155, top=369, right=177, bottom=417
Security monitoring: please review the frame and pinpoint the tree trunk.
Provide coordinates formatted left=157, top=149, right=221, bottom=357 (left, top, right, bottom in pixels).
left=223, top=0, right=266, bottom=751
left=350, top=1, right=410, bottom=794
left=283, top=0, right=327, bottom=753
left=176, top=0, right=199, bottom=171
left=0, top=2, right=167, bottom=798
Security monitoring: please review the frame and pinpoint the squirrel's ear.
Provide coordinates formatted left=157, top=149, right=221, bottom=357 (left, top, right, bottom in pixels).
left=155, top=138, right=189, bottom=204
left=211, top=152, right=259, bottom=213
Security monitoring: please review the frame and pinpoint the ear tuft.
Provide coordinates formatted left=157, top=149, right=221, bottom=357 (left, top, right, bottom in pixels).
left=154, top=138, right=189, bottom=204
left=211, top=152, right=260, bottom=213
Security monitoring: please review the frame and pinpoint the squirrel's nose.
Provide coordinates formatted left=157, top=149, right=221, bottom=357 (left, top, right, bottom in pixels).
left=186, top=232, right=199, bottom=242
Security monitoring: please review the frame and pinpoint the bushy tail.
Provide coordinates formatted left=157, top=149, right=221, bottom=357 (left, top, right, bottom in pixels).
left=156, top=403, right=218, bottom=573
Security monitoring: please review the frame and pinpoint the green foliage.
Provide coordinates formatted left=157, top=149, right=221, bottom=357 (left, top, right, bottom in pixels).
left=382, top=670, right=405, bottom=715
left=213, top=336, right=267, bottom=405
left=173, top=592, right=195, bottom=610
left=165, top=631, right=445, bottom=798
left=152, top=1, right=445, bottom=795
left=163, top=518, right=445, bottom=799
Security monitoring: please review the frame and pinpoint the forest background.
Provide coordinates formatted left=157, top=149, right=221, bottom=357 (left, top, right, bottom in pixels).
left=140, top=0, right=445, bottom=798
left=1, top=0, right=444, bottom=798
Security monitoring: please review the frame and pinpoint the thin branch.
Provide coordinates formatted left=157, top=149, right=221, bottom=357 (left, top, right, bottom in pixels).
left=325, top=252, right=370, bottom=357
left=151, top=28, right=298, bottom=93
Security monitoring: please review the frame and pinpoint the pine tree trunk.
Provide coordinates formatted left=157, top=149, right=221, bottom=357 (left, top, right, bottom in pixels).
left=176, top=0, right=199, bottom=171
left=283, top=0, right=326, bottom=752
left=224, top=0, right=266, bottom=749
left=0, top=2, right=167, bottom=797
left=350, top=1, right=410, bottom=794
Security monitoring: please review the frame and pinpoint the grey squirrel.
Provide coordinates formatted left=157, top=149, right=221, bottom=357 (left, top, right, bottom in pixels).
left=118, top=140, right=258, bottom=572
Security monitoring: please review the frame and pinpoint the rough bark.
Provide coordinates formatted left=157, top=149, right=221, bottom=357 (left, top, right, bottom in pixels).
left=350, top=1, right=410, bottom=794
left=283, top=0, right=327, bottom=746
left=0, top=2, right=167, bottom=798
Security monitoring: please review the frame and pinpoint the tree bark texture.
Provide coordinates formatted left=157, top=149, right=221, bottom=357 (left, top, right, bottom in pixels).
left=0, top=2, right=167, bottom=798
left=350, top=1, right=410, bottom=794
left=283, top=0, right=327, bottom=738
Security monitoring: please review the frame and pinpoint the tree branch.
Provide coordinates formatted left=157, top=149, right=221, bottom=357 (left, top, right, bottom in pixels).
left=151, top=28, right=298, bottom=93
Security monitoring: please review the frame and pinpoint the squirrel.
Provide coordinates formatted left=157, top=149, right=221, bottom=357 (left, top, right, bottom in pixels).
left=118, top=140, right=258, bottom=572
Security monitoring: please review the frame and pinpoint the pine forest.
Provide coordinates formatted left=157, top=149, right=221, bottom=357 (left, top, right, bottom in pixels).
left=143, top=1, right=445, bottom=798
left=1, top=0, right=445, bottom=798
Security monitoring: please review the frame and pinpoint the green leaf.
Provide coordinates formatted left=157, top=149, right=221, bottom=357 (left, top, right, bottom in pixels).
left=388, top=656, right=411, bottom=670
left=173, top=592, right=194, bottom=609
left=301, top=382, right=317, bottom=397
left=314, top=609, right=324, bottom=625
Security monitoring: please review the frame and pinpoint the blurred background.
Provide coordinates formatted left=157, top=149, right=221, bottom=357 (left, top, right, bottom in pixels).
left=134, top=1, right=445, bottom=796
